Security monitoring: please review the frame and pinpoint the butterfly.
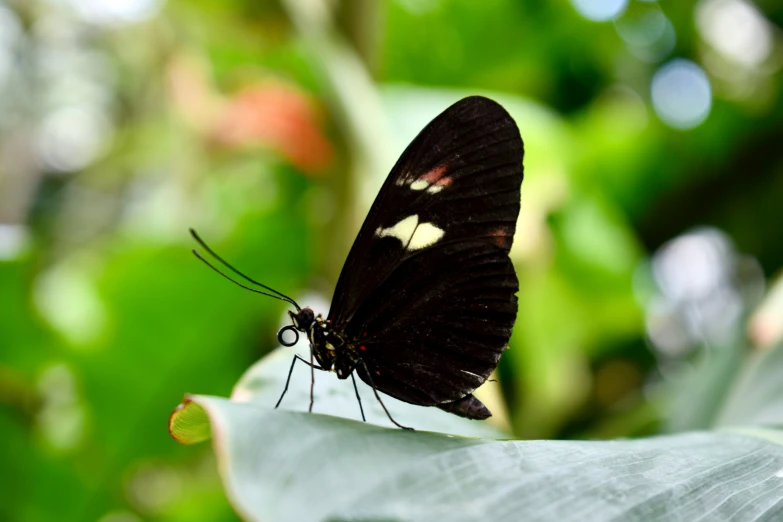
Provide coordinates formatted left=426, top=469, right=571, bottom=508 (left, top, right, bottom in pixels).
left=191, top=96, right=524, bottom=429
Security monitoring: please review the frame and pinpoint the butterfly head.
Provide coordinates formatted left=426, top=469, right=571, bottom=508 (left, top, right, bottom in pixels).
left=288, top=307, right=315, bottom=332
left=276, top=307, right=315, bottom=347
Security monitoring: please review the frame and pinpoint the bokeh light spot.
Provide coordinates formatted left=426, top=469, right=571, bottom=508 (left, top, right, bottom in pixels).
left=125, top=463, right=183, bottom=514
left=571, top=0, right=628, bottom=22
left=0, top=224, right=29, bottom=260
left=36, top=105, right=112, bottom=172
left=614, top=3, right=676, bottom=62
left=36, top=364, right=86, bottom=451
left=697, top=0, right=772, bottom=68
left=653, top=228, right=731, bottom=302
left=34, top=257, right=108, bottom=346
left=57, top=0, right=163, bottom=26
left=651, top=59, right=712, bottom=130
left=615, top=6, right=666, bottom=46
left=641, top=228, right=763, bottom=356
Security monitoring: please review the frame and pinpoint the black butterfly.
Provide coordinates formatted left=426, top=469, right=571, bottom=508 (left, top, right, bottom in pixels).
left=192, top=96, right=524, bottom=429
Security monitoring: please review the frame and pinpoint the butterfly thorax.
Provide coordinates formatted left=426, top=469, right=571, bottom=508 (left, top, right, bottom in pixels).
left=290, top=308, right=359, bottom=379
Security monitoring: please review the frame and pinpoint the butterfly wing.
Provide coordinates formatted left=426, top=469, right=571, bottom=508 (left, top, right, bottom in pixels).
left=328, top=96, right=523, bottom=408
left=351, top=238, right=518, bottom=406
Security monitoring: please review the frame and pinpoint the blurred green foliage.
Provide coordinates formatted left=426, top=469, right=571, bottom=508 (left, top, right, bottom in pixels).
left=1, top=0, right=782, bottom=520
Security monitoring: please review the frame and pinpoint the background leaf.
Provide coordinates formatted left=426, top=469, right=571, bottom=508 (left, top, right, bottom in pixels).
left=717, top=341, right=783, bottom=428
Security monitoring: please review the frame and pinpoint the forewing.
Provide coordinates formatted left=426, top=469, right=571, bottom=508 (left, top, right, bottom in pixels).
left=328, top=96, right=523, bottom=330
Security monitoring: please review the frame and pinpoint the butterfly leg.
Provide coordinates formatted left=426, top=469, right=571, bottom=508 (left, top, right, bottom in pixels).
left=350, top=372, right=366, bottom=422
left=358, top=359, right=413, bottom=431
left=309, top=346, right=316, bottom=412
left=275, top=354, right=324, bottom=409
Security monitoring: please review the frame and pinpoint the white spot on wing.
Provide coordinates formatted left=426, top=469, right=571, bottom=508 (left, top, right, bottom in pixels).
left=375, top=214, right=444, bottom=251
left=409, top=222, right=444, bottom=250
left=408, top=179, right=444, bottom=194
left=410, top=179, right=428, bottom=191
left=376, top=215, right=418, bottom=244
left=776, top=468, right=783, bottom=478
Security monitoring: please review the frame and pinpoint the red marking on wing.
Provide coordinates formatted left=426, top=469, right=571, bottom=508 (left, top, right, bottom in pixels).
left=419, top=164, right=451, bottom=186
left=489, top=226, right=512, bottom=249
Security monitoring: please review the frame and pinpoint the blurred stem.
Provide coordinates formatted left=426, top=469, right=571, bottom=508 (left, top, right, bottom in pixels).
left=335, top=0, right=383, bottom=74
left=280, top=0, right=393, bottom=283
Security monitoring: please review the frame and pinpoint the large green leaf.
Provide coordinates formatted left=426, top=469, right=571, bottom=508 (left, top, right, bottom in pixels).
left=171, top=346, right=783, bottom=522
left=171, top=397, right=783, bottom=522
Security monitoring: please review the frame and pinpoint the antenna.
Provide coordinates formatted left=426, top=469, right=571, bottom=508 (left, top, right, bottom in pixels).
left=189, top=229, right=300, bottom=310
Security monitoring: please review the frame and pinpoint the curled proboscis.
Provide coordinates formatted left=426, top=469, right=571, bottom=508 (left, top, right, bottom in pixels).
left=277, top=325, right=300, bottom=347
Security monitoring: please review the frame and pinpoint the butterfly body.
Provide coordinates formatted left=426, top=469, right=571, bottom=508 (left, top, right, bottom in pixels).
left=289, top=309, right=360, bottom=380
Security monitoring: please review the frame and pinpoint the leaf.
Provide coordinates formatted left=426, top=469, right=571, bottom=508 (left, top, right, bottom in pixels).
left=171, top=396, right=783, bottom=522
left=169, top=397, right=212, bottom=444
left=665, top=338, right=783, bottom=432
left=664, top=336, right=746, bottom=432
left=717, top=340, right=783, bottom=428
left=170, top=346, right=783, bottom=522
